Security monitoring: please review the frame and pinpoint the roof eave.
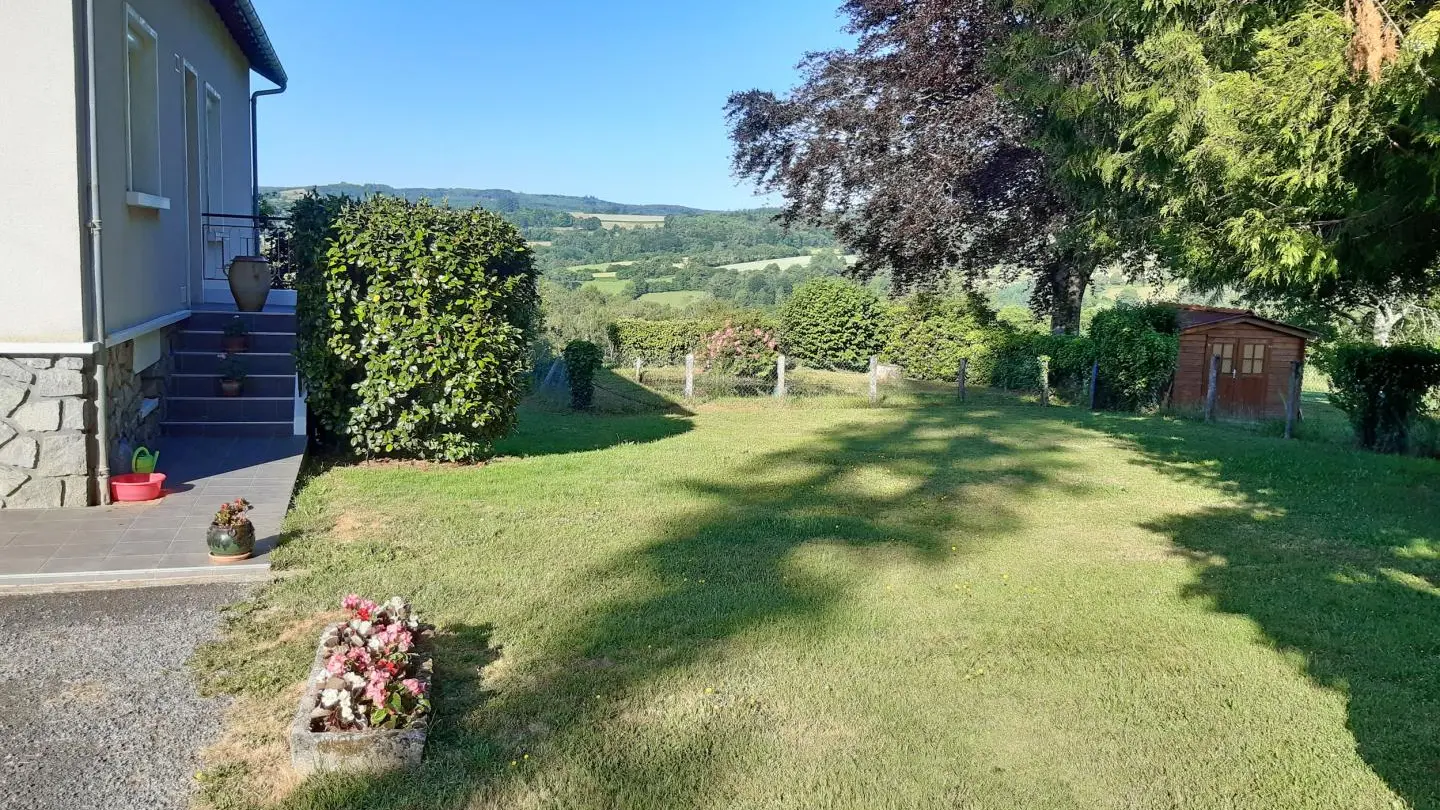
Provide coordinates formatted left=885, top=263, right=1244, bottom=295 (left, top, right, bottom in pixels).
left=209, top=0, right=288, bottom=89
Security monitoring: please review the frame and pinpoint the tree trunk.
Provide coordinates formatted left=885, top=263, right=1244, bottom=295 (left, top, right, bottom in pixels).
left=1048, top=261, right=1092, bottom=335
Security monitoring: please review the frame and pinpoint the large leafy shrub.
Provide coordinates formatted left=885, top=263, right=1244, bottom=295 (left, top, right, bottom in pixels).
left=1088, top=305, right=1180, bottom=411
left=1325, top=343, right=1440, bottom=454
left=780, top=277, right=887, bottom=371
left=883, top=292, right=1006, bottom=385
left=607, top=318, right=720, bottom=365
left=991, top=332, right=1095, bottom=394
left=298, top=196, right=539, bottom=460
left=562, top=340, right=604, bottom=410
left=700, top=320, right=781, bottom=379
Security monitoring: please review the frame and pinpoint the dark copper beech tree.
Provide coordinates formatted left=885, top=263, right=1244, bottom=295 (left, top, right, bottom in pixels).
left=726, top=0, right=1110, bottom=333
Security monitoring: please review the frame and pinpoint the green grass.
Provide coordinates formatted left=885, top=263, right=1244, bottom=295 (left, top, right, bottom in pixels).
left=194, top=390, right=1440, bottom=810
left=719, top=253, right=857, bottom=272
left=581, top=278, right=630, bottom=296
left=637, top=290, right=711, bottom=307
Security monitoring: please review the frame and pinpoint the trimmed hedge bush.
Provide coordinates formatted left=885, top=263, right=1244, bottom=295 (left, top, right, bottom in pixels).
left=1088, top=304, right=1179, bottom=411
left=1325, top=343, right=1440, bottom=453
left=780, top=277, right=887, bottom=371
left=608, top=319, right=719, bottom=365
left=562, top=340, right=604, bottom=410
left=883, top=292, right=1006, bottom=385
left=297, top=196, right=540, bottom=460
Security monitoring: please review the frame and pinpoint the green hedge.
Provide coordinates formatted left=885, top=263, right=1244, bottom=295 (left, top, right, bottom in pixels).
left=882, top=292, right=1007, bottom=385
left=780, top=277, right=887, bottom=371
left=1326, top=343, right=1440, bottom=453
left=607, top=319, right=719, bottom=365
left=1088, top=305, right=1179, bottom=411
left=562, top=340, right=604, bottom=410
left=297, top=196, right=540, bottom=460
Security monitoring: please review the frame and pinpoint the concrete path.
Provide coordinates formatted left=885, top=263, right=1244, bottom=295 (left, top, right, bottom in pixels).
left=0, top=584, right=248, bottom=809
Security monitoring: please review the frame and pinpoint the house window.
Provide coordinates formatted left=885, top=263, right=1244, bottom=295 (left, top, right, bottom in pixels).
left=125, top=7, right=161, bottom=198
left=1211, top=342, right=1234, bottom=374
left=1241, top=343, right=1266, bottom=375
left=203, top=85, right=223, bottom=211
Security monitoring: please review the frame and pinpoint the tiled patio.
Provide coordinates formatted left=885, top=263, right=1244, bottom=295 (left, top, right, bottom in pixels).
left=0, top=435, right=304, bottom=588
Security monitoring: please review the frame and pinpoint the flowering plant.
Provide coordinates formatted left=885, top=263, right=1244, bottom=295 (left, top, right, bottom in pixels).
left=309, top=595, right=431, bottom=732
left=211, top=498, right=252, bottom=528
left=701, top=320, right=781, bottom=380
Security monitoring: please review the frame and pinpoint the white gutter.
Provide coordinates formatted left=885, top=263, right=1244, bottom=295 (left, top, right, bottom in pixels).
left=0, top=342, right=101, bottom=356
left=83, top=0, right=112, bottom=505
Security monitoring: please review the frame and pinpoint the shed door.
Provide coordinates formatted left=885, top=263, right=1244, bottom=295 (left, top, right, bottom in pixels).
left=1205, top=338, right=1270, bottom=418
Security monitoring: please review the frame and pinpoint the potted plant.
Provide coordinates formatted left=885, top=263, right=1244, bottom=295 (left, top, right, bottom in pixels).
left=218, top=353, right=247, bottom=397
left=221, top=316, right=249, bottom=353
left=207, top=498, right=255, bottom=563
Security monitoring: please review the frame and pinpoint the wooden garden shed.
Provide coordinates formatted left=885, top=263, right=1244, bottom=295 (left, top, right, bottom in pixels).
left=1170, top=306, right=1319, bottom=421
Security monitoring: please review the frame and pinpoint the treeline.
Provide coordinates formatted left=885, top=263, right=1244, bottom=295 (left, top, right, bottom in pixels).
left=530, top=211, right=840, bottom=269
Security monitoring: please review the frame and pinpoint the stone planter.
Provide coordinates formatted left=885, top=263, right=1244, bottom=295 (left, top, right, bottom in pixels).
left=290, top=625, right=432, bottom=775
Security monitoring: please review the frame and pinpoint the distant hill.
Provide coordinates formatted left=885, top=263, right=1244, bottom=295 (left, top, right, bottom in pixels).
left=259, top=183, right=710, bottom=216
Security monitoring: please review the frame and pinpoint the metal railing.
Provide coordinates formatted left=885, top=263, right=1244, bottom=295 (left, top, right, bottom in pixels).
left=201, top=212, right=296, bottom=289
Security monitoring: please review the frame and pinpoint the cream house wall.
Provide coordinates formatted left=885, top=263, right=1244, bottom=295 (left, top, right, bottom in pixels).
left=0, top=3, right=88, bottom=343
left=92, top=0, right=254, bottom=336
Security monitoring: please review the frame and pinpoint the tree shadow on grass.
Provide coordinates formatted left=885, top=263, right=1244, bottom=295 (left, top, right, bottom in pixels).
left=1086, top=412, right=1440, bottom=809
left=497, top=370, right=695, bottom=459
left=273, top=405, right=1091, bottom=809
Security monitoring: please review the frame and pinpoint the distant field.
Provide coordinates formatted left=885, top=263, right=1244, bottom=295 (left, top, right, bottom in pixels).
left=564, top=261, right=635, bottom=273
left=583, top=278, right=631, bottom=296
left=592, top=272, right=619, bottom=279
left=638, top=290, right=711, bottom=306
left=721, top=254, right=859, bottom=272
left=569, top=212, right=667, bottom=230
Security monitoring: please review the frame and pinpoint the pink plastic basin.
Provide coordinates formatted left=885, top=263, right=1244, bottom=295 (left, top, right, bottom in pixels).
left=110, top=473, right=167, bottom=502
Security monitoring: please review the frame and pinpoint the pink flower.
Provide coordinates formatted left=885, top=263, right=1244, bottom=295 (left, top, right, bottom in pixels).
left=342, top=594, right=361, bottom=610
left=324, top=653, right=347, bottom=676
left=364, top=671, right=391, bottom=705
left=401, top=678, right=426, bottom=696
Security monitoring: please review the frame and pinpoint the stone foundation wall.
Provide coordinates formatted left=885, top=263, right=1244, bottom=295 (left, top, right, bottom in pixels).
left=106, top=331, right=174, bottom=471
left=0, top=356, right=93, bottom=509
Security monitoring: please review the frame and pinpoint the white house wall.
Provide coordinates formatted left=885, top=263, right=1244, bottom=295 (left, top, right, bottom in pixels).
left=92, top=0, right=254, bottom=336
left=0, top=2, right=88, bottom=343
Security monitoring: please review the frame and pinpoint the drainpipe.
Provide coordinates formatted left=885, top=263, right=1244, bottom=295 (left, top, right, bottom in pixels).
left=83, top=0, right=112, bottom=505
left=250, top=87, right=285, bottom=241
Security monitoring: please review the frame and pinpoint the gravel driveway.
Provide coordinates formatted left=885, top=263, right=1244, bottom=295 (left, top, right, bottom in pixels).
left=0, top=584, right=249, bottom=810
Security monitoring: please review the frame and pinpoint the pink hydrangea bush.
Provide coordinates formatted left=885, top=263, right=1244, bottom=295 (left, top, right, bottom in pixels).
left=309, top=595, right=431, bottom=732
left=701, top=321, right=781, bottom=380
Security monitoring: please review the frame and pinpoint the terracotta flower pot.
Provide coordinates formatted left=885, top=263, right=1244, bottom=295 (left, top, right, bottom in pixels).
left=228, top=256, right=272, bottom=312
left=220, top=378, right=243, bottom=397
left=221, top=335, right=249, bottom=353
left=207, top=521, right=256, bottom=563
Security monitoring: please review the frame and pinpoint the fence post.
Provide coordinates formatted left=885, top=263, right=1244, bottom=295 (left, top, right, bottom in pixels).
left=634, top=357, right=644, bottom=383
left=1204, top=353, right=1220, bottom=423
left=774, top=354, right=787, bottom=398
left=684, top=353, right=695, bottom=400
left=958, top=358, right=968, bottom=403
left=1038, top=356, right=1051, bottom=407
left=1088, top=360, right=1099, bottom=411
left=869, top=356, right=879, bottom=406
left=1284, top=360, right=1304, bottom=439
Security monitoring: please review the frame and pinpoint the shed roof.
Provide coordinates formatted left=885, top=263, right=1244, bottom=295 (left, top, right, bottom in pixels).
left=208, top=0, right=287, bottom=88
left=1173, top=305, right=1319, bottom=339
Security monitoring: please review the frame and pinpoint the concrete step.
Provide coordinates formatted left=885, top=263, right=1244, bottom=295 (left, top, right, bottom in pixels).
left=174, top=351, right=295, bottom=376
left=169, top=374, right=295, bottom=398
left=162, top=421, right=294, bottom=438
left=167, top=396, right=293, bottom=423
left=175, top=330, right=296, bottom=354
left=187, top=310, right=296, bottom=333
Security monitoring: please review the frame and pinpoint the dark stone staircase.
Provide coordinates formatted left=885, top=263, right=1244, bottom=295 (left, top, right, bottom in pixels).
left=163, top=309, right=299, bottom=438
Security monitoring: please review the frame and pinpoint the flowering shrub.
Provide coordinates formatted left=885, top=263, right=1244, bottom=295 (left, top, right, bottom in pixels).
left=309, top=595, right=431, bottom=732
left=211, top=498, right=252, bottom=528
left=701, top=320, right=781, bottom=380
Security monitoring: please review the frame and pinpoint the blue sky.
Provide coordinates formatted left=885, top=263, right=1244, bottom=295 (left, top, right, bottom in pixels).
left=249, top=1, right=854, bottom=210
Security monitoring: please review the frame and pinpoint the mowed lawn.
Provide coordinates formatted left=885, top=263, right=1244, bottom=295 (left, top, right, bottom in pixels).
left=195, top=393, right=1440, bottom=810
